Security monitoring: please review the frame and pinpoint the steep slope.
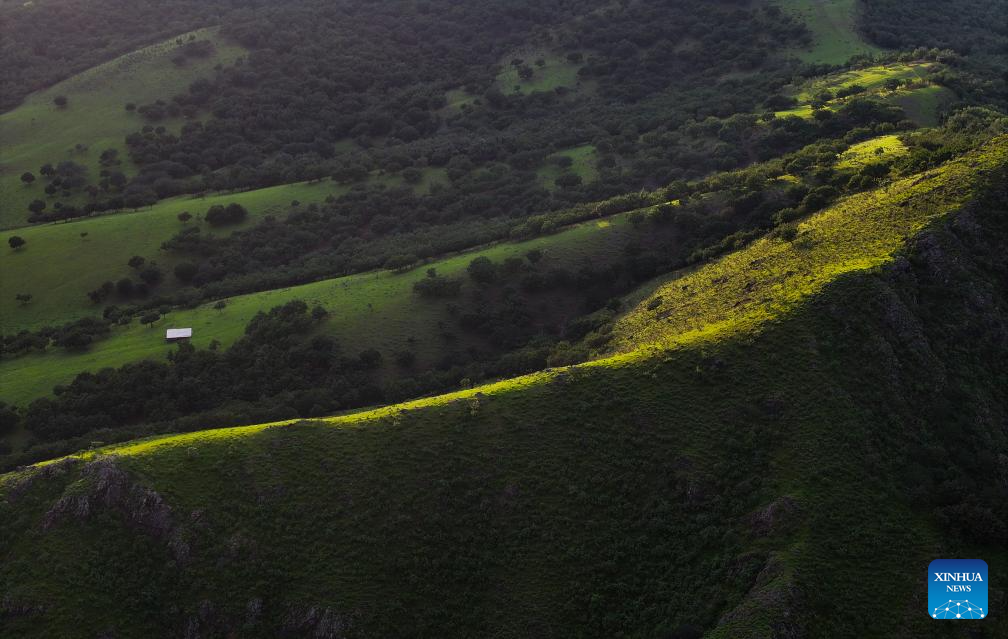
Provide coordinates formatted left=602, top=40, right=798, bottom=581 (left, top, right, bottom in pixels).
left=1, top=140, right=1006, bottom=637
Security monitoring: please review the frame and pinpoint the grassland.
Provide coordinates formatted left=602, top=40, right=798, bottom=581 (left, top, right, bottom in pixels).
left=0, top=213, right=644, bottom=405
left=777, top=0, right=884, bottom=64
left=495, top=51, right=583, bottom=95
left=3, top=139, right=1005, bottom=638
left=835, top=134, right=907, bottom=169
left=536, top=144, right=599, bottom=190
left=0, top=167, right=447, bottom=337
left=1, top=181, right=353, bottom=334
left=774, top=61, right=946, bottom=125
left=0, top=28, right=246, bottom=230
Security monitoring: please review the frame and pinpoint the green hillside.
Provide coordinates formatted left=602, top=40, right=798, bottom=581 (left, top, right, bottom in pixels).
left=609, top=136, right=1008, bottom=352
left=3, top=0, right=1008, bottom=636
left=1, top=181, right=351, bottom=333
left=1, top=211, right=643, bottom=404
left=1, top=141, right=1005, bottom=638
left=0, top=28, right=246, bottom=230
left=777, top=0, right=885, bottom=64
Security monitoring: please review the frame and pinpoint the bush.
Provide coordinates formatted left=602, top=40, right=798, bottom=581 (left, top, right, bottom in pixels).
left=205, top=203, right=248, bottom=226
left=467, top=256, right=497, bottom=284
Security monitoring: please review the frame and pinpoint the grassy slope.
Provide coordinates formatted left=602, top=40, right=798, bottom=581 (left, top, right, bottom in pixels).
left=610, top=135, right=1008, bottom=351
left=835, top=133, right=907, bottom=169
left=777, top=0, right=884, bottom=65
left=536, top=144, right=599, bottom=190
left=0, top=215, right=641, bottom=405
left=495, top=51, right=583, bottom=95
left=773, top=61, right=948, bottom=125
left=0, top=180, right=360, bottom=334
left=2, top=140, right=1005, bottom=637
left=0, top=28, right=246, bottom=230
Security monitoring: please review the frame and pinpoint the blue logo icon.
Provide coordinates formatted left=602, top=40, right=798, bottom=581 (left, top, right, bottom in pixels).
left=929, top=559, right=988, bottom=620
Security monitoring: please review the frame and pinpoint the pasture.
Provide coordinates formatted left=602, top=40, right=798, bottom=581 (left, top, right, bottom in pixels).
left=0, top=28, right=246, bottom=230
left=835, top=134, right=908, bottom=169
left=774, top=62, right=946, bottom=125
left=496, top=51, right=583, bottom=95
left=0, top=169, right=446, bottom=336
left=1, top=212, right=646, bottom=404
left=536, top=145, right=599, bottom=190
left=778, top=0, right=884, bottom=65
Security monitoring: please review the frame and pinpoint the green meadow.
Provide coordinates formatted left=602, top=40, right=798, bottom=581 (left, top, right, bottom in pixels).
left=774, top=62, right=945, bottom=125
left=835, top=134, right=907, bottom=169
left=778, top=0, right=885, bottom=64
left=0, top=169, right=446, bottom=336
left=0, top=28, right=246, bottom=230
left=1, top=181, right=354, bottom=334
left=1, top=214, right=641, bottom=404
left=496, top=51, right=584, bottom=95
left=536, top=144, right=599, bottom=190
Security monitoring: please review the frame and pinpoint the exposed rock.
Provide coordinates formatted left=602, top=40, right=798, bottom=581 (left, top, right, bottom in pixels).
left=41, top=456, right=173, bottom=539
left=283, top=604, right=357, bottom=639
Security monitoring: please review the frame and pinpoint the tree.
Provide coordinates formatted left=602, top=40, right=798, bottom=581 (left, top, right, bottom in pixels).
left=139, top=265, right=163, bottom=285
left=8, top=236, right=26, bottom=250
left=53, top=95, right=68, bottom=108
left=140, top=312, right=160, bottom=327
left=174, top=262, right=198, bottom=282
left=116, top=278, right=135, bottom=297
left=20, top=172, right=35, bottom=185
left=467, top=256, right=497, bottom=283
left=28, top=199, right=46, bottom=215
left=526, top=249, right=543, bottom=264
left=177, top=211, right=192, bottom=224
left=127, top=255, right=146, bottom=269
left=213, top=300, right=227, bottom=312
left=15, top=293, right=32, bottom=306
left=205, top=203, right=247, bottom=226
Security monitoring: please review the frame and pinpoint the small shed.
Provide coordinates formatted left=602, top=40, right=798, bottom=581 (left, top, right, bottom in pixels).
left=165, top=328, right=193, bottom=343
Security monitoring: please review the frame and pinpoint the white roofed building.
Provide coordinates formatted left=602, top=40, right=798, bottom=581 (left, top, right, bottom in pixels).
left=165, top=328, right=193, bottom=342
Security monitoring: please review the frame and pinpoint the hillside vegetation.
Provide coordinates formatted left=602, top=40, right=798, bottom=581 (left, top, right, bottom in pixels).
left=2, top=0, right=1008, bottom=636
left=0, top=210, right=645, bottom=404
left=608, top=135, right=1008, bottom=352
left=0, top=28, right=246, bottom=229
left=1, top=146, right=1005, bottom=638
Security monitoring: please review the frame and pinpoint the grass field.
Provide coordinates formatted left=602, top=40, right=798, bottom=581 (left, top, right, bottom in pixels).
left=774, top=62, right=945, bottom=125
left=835, top=134, right=907, bottom=169
left=777, top=0, right=885, bottom=64
left=0, top=28, right=246, bottom=230
left=0, top=212, right=646, bottom=405
left=536, top=144, right=599, bottom=190
left=496, top=51, right=583, bottom=95
left=891, top=84, right=956, bottom=127
left=0, top=181, right=354, bottom=334
left=0, top=169, right=446, bottom=336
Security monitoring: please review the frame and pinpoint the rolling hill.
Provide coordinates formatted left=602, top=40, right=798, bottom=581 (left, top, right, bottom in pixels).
left=3, top=0, right=1008, bottom=636
left=0, top=28, right=246, bottom=230
left=1, top=139, right=1005, bottom=637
